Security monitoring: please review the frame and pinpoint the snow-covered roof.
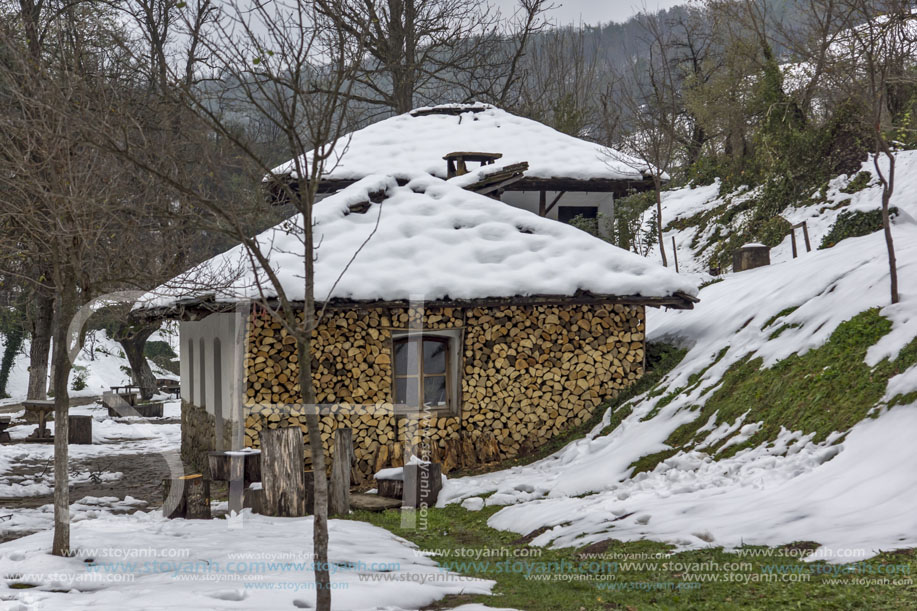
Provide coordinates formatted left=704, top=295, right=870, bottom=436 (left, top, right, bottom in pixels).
left=271, top=104, right=651, bottom=184
left=137, top=174, right=697, bottom=311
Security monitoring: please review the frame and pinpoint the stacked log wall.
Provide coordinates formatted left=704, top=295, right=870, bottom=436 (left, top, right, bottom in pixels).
left=237, top=303, right=644, bottom=484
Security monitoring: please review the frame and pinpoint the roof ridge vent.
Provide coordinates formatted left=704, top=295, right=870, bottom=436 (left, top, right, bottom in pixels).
left=410, top=104, right=490, bottom=117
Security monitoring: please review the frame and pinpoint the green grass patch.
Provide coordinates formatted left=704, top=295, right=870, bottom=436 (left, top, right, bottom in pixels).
left=662, top=310, right=917, bottom=459
left=761, top=306, right=800, bottom=330
left=349, top=504, right=917, bottom=610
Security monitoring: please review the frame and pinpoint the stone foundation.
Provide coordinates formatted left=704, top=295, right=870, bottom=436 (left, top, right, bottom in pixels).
left=181, top=400, right=232, bottom=475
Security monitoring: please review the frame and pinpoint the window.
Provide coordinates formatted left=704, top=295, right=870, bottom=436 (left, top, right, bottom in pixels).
left=558, top=205, right=598, bottom=224
left=392, top=332, right=460, bottom=414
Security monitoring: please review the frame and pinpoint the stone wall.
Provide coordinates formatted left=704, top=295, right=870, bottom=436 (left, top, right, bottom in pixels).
left=235, top=302, right=645, bottom=484
left=181, top=400, right=233, bottom=475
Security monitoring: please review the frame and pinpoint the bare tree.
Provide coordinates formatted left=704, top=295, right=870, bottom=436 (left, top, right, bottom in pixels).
left=823, top=0, right=913, bottom=304
left=105, top=1, right=372, bottom=607
left=312, top=0, right=551, bottom=115
left=601, top=12, right=682, bottom=267
left=513, top=24, right=602, bottom=136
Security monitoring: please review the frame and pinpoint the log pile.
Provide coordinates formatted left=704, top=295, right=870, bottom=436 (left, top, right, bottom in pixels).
left=237, top=303, right=645, bottom=486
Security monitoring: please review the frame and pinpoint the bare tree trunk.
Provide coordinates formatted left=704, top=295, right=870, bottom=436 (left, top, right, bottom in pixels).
left=117, top=323, right=159, bottom=400
left=51, top=284, right=76, bottom=557
left=298, top=333, right=331, bottom=610
left=655, top=178, right=668, bottom=267
left=876, top=151, right=899, bottom=304
left=27, top=291, right=53, bottom=400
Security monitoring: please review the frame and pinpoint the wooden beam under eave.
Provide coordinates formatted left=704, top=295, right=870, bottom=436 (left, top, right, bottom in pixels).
left=543, top=191, right=566, bottom=216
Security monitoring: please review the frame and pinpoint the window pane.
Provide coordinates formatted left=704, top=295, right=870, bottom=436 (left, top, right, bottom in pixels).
left=395, top=377, right=418, bottom=406
left=394, top=338, right=419, bottom=375
left=423, top=376, right=447, bottom=407
left=423, top=340, right=447, bottom=374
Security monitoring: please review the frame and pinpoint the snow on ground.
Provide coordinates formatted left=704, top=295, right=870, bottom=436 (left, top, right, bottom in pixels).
left=438, top=155, right=917, bottom=563
left=0, top=512, right=494, bottom=611
left=1, top=400, right=183, bottom=540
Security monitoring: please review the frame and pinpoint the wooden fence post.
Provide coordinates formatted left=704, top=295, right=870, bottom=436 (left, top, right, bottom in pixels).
left=330, top=428, right=353, bottom=516
left=260, top=427, right=307, bottom=517
left=671, top=236, right=679, bottom=273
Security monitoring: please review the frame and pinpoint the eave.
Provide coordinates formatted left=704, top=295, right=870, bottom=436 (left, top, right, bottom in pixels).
left=134, top=291, right=699, bottom=323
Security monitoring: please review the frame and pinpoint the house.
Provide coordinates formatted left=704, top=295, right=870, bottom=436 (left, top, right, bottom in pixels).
left=268, top=103, right=659, bottom=232
left=138, top=173, right=697, bottom=483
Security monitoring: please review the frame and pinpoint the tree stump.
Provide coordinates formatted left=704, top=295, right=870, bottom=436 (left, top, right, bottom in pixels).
left=403, top=462, right=442, bottom=508
left=260, top=427, right=307, bottom=517
left=244, top=485, right=264, bottom=514
left=68, top=416, right=93, bottom=445
left=733, top=244, right=770, bottom=272
left=330, top=428, right=353, bottom=516
left=163, top=474, right=211, bottom=519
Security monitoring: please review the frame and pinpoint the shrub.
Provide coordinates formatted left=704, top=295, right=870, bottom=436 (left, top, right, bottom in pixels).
left=840, top=171, right=872, bottom=194
left=819, top=208, right=897, bottom=249
left=71, top=366, right=88, bottom=391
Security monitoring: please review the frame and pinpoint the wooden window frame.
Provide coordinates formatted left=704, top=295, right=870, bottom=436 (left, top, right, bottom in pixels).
left=390, top=330, right=462, bottom=416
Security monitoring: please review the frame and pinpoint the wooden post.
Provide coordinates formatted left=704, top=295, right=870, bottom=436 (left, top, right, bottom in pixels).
left=790, top=229, right=798, bottom=258
left=403, top=462, right=442, bottom=508
left=260, top=427, right=307, bottom=517
left=67, top=416, right=92, bottom=445
left=801, top=221, right=812, bottom=252
left=671, top=236, right=679, bottom=273
left=330, top=428, right=353, bottom=516
left=538, top=190, right=546, bottom=216
left=163, top=474, right=211, bottom=519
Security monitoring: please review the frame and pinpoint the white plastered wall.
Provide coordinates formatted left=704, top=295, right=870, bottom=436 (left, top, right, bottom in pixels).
left=179, top=313, right=242, bottom=421
left=501, top=191, right=615, bottom=237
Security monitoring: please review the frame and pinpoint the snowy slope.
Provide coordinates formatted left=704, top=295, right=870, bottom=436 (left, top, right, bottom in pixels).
left=438, top=153, right=917, bottom=563
left=656, top=150, right=917, bottom=279
left=1, top=330, right=177, bottom=405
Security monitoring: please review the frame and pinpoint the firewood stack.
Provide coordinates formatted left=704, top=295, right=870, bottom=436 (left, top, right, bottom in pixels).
left=241, top=303, right=645, bottom=485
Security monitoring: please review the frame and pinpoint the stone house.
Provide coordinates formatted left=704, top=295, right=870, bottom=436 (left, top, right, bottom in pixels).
left=139, top=173, right=696, bottom=483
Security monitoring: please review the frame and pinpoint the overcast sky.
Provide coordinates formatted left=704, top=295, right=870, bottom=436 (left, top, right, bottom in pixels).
left=495, top=0, right=688, bottom=26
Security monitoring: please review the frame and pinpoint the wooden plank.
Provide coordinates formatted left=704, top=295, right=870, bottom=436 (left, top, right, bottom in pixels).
left=543, top=191, right=566, bottom=216
left=330, top=428, right=353, bottom=516
left=260, top=427, right=307, bottom=517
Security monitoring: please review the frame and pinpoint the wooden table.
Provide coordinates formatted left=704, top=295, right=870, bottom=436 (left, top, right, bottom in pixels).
left=23, top=399, right=55, bottom=442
